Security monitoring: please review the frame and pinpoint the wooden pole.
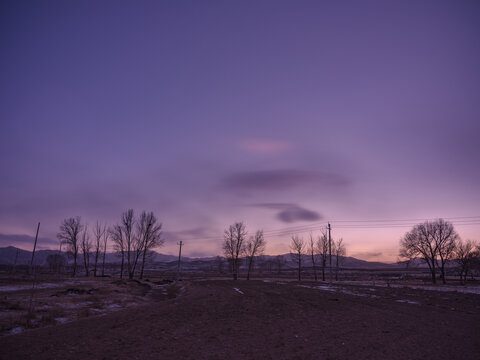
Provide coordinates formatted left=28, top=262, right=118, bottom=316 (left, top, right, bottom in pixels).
left=30, top=222, right=40, bottom=268
left=176, top=241, right=183, bottom=280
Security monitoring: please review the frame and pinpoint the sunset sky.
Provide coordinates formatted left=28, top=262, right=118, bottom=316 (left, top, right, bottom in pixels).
left=1, top=0, right=479, bottom=262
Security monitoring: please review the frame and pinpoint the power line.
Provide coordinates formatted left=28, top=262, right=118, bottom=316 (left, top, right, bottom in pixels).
left=167, top=215, right=480, bottom=242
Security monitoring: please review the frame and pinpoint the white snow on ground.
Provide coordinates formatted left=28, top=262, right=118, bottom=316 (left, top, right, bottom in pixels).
left=177, top=284, right=186, bottom=297
left=0, top=283, right=61, bottom=292
left=395, top=299, right=419, bottom=305
left=410, top=285, right=480, bottom=295
left=10, top=327, right=24, bottom=335
left=57, top=301, right=94, bottom=309
left=297, top=285, right=379, bottom=298
left=298, top=285, right=336, bottom=292
left=233, top=287, right=244, bottom=295
left=339, top=281, right=480, bottom=295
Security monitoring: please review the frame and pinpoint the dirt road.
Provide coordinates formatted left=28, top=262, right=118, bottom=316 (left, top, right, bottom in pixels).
left=1, top=280, right=479, bottom=359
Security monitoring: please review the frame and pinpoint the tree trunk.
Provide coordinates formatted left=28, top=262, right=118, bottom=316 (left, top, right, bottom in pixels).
left=94, top=251, right=99, bottom=277
left=140, top=248, right=147, bottom=280
left=120, top=253, right=124, bottom=279
left=247, top=257, right=253, bottom=280
left=102, top=248, right=106, bottom=277
left=233, top=258, right=238, bottom=280
left=298, top=256, right=301, bottom=281
left=73, top=253, right=77, bottom=277
left=431, top=261, right=436, bottom=284
left=311, top=253, right=317, bottom=281
left=440, top=265, right=446, bottom=284
left=84, top=254, right=89, bottom=277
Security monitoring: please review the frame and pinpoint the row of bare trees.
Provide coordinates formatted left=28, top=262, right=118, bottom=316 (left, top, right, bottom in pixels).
left=222, top=222, right=266, bottom=280
left=221, top=221, right=347, bottom=281
left=56, top=209, right=164, bottom=279
left=399, top=218, right=479, bottom=284
left=111, top=209, right=164, bottom=279
left=290, top=232, right=346, bottom=281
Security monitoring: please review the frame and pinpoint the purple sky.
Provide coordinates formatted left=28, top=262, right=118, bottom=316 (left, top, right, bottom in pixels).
left=1, top=0, right=479, bottom=261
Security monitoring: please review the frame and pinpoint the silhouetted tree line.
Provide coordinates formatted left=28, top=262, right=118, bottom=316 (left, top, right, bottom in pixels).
left=56, top=209, right=164, bottom=279
left=222, top=221, right=266, bottom=280
left=399, top=218, right=480, bottom=284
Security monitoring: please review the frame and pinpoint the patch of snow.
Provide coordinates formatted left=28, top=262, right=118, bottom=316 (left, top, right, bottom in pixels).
left=0, top=283, right=60, bottom=292
left=340, top=289, right=379, bottom=298
left=297, top=285, right=336, bottom=292
left=396, top=299, right=419, bottom=305
left=10, top=326, right=24, bottom=335
left=340, top=281, right=480, bottom=295
left=233, top=287, right=244, bottom=295
left=57, top=301, right=94, bottom=309
left=297, top=285, right=379, bottom=298
left=105, top=303, right=122, bottom=309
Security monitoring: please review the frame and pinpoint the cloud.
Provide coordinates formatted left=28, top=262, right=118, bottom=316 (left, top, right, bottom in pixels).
left=223, top=169, right=349, bottom=192
left=252, top=203, right=322, bottom=223
left=0, top=233, right=57, bottom=249
left=163, top=227, right=219, bottom=243
left=237, top=139, right=294, bottom=154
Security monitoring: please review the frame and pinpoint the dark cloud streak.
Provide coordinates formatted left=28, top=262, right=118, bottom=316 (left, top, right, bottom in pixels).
left=251, top=203, right=322, bottom=223
left=222, top=169, right=349, bottom=192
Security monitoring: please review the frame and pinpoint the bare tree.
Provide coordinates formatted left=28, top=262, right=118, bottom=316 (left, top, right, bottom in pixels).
left=244, top=230, right=266, bottom=280
left=309, top=233, right=318, bottom=281
left=117, top=209, right=145, bottom=279
left=290, top=235, right=305, bottom=281
left=223, top=221, right=247, bottom=280
left=333, top=238, right=346, bottom=281
left=81, top=225, right=92, bottom=276
left=110, top=224, right=125, bottom=279
left=101, top=226, right=109, bottom=276
left=138, top=211, right=164, bottom=279
left=57, top=217, right=83, bottom=276
left=93, top=222, right=106, bottom=277
left=455, top=239, right=478, bottom=284
left=399, top=219, right=459, bottom=284
left=316, top=229, right=329, bottom=281
left=433, top=219, right=458, bottom=284
left=121, top=209, right=137, bottom=279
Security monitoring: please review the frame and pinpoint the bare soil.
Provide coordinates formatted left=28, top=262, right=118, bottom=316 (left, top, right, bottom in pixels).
left=1, top=277, right=479, bottom=359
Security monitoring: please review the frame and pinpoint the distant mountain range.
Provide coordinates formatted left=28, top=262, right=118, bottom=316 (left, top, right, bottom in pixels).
left=0, top=246, right=404, bottom=269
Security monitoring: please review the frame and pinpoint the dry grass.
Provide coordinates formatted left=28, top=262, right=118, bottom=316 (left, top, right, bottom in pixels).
left=0, top=274, right=166, bottom=335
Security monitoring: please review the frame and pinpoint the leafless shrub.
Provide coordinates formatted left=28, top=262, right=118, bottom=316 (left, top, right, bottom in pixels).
left=57, top=217, right=83, bottom=276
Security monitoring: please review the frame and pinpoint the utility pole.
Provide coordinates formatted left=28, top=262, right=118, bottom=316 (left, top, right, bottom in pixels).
left=28, top=222, right=40, bottom=323
left=30, top=222, right=40, bottom=269
left=176, top=241, right=183, bottom=280
left=328, top=222, right=332, bottom=285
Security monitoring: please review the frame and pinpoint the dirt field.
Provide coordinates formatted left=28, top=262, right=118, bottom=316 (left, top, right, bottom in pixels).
left=1, top=277, right=479, bottom=360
